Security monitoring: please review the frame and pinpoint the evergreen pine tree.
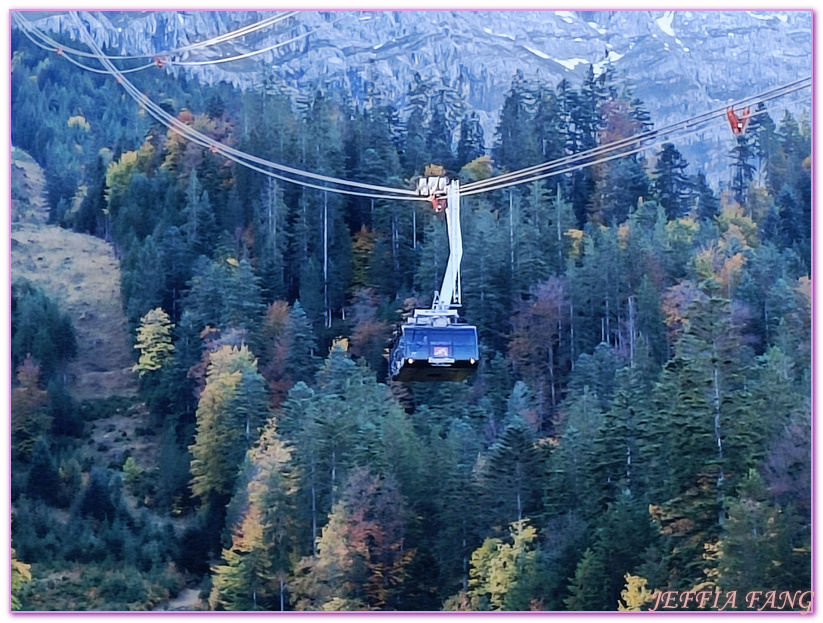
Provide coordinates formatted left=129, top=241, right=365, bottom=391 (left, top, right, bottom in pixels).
left=478, top=417, right=543, bottom=533
left=729, top=134, right=756, bottom=206
left=493, top=70, right=539, bottom=172
left=564, top=547, right=610, bottom=611
left=652, top=143, right=690, bottom=220
left=456, top=112, right=486, bottom=168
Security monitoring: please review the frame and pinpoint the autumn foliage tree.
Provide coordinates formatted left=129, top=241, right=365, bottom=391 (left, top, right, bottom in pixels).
left=11, top=356, right=51, bottom=462
left=210, top=420, right=297, bottom=611
left=189, top=345, right=270, bottom=506
left=508, top=276, right=568, bottom=427
left=460, top=520, right=546, bottom=611
left=289, top=469, right=415, bottom=611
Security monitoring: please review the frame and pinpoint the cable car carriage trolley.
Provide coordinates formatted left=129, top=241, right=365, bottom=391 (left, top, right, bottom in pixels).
left=389, top=176, right=479, bottom=382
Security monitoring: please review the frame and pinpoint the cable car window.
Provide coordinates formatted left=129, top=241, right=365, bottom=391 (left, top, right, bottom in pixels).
left=402, top=326, right=478, bottom=360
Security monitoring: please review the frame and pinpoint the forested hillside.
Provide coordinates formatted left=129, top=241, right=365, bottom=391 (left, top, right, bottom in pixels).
left=10, top=25, right=811, bottom=611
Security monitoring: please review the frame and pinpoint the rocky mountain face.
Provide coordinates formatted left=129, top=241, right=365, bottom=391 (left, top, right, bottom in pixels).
left=21, top=9, right=812, bottom=178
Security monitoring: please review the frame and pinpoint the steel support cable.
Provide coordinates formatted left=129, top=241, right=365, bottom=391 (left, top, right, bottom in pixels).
left=170, top=28, right=323, bottom=66
left=463, top=97, right=809, bottom=197
left=14, top=18, right=155, bottom=73
left=15, top=12, right=318, bottom=72
left=464, top=80, right=811, bottom=195
left=460, top=95, right=810, bottom=198
left=463, top=76, right=811, bottom=192
left=107, top=70, right=424, bottom=201
left=170, top=11, right=299, bottom=54
left=463, top=76, right=811, bottom=193
left=12, top=10, right=296, bottom=60
left=69, top=11, right=422, bottom=201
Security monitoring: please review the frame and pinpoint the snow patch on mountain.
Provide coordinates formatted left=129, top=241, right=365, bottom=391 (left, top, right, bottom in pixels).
left=655, top=11, right=676, bottom=37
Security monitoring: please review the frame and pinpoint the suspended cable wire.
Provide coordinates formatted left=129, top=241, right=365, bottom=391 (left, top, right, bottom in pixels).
left=460, top=95, right=810, bottom=198
left=463, top=76, right=811, bottom=192
left=14, top=11, right=320, bottom=73
left=462, top=76, right=811, bottom=193
left=14, top=19, right=155, bottom=73
left=170, top=11, right=298, bottom=55
left=61, top=11, right=423, bottom=201
left=170, top=28, right=323, bottom=66
left=11, top=10, right=297, bottom=60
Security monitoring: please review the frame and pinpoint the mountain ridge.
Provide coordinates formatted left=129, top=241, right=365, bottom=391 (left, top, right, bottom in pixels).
left=19, top=10, right=812, bottom=178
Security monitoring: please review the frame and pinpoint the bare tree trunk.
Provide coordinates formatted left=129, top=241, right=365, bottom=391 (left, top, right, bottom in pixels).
left=712, top=365, right=725, bottom=525
left=628, top=295, right=636, bottom=368
left=323, top=191, right=330, bottom=329
left=509, top=191, right=515, bottom=276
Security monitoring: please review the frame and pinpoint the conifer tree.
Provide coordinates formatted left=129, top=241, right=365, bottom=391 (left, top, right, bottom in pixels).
left=209, top=505, right=274, bottom=610
left=11, top=280, right=77, bottom=383
left=565, top=547, right=610, bottom=611
left=692, top=171, right=720, bottom=221
left=478, top=417, right=543, bottom=532
left=652, top=143, right=690, bottom=220
left=456, top=112, right=485, bottom=169
left=402, top=73, right=434, bottom=175
left=424, top=417, right=484, bottom=597
left=493, top=70, right=539, bottom=172
left=253, top=177, right=288, bottom=302
left=717, top=470, right=810, bottom=598
left=284, top=301, right=318, bottom=386
left=25, top=438, right=60, bottom=504
left=182, top=172, right=218, bottom=257
left=158, top=225, right=195, bottom=321
left=427, top=100, right=455, bottom=172
left=729, top=134, right=756, bottom=206
left=642, top=291, right=762, bottom=590
left=594, top=366, right=647, bottom=503
left=592, top=491, right=655, bottom=608
left=185, top=254, right=265, bottom=342
left=544, top=387, right=603, bottom=520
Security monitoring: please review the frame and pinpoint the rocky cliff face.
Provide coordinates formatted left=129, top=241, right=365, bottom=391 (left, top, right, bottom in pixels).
left=23, top=10, right=812, bottom=176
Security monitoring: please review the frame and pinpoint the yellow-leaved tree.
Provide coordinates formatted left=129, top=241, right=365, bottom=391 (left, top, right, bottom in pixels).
left=11, top=542, right=32, bottom=610
left=618, top=574, right=654, bottom=610
left=444, top=520, right=544, bottom=611
left=189, top=345, right=269, bottom=505
left=209, top=420, right=297, bottom=611
left=133, top=307, right=175, bottom=376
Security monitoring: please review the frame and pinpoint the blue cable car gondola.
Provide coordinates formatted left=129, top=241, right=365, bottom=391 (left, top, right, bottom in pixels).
left=390, top=176, right=479, bottom=382
left=389, top=312, right=479, bottom=382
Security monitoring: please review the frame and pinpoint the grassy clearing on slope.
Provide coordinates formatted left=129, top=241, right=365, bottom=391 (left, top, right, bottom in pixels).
left=11, top=223, right=139, bottom=400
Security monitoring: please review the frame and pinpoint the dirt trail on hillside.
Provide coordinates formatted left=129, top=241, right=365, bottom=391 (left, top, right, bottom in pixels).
left=154, top=588, right=202, bottom=611
left=11, top=223, right=139, bottom=400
